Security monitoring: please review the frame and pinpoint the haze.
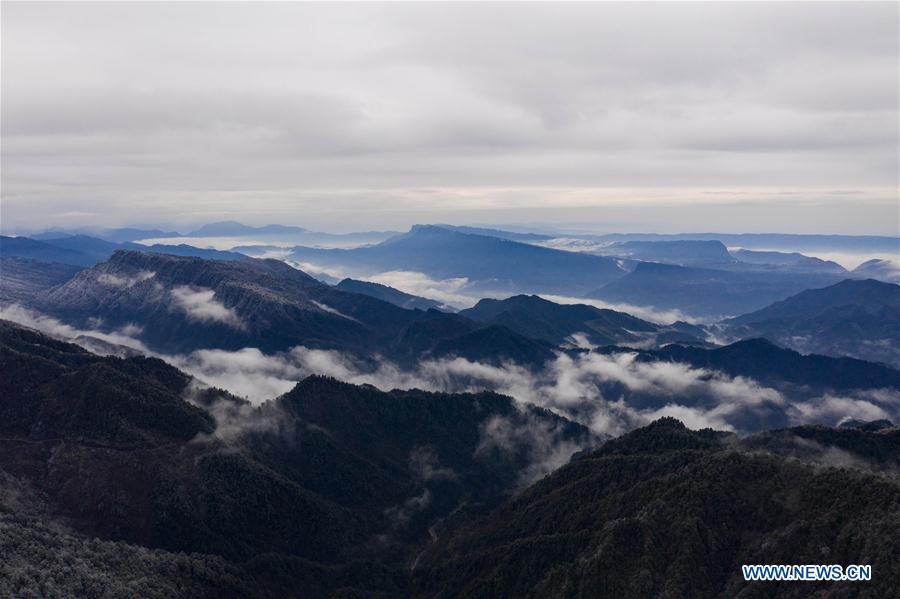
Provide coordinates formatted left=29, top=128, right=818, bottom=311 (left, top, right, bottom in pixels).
left=2, top=2, right=898, bottom=234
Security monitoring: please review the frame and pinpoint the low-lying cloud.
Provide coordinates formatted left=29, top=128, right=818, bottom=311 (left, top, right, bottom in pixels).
left=97, top=270, right=156, bottom=288
left=365, top=271, right=474, bottom=310
left=170, top=285, right=245, bottom=328
left=155, top=339, right=899, bottom=437
left=0, top=303, right=150, bottom=354
left=539, top=293, right=698, bottom=325
left=3, top=304, right=897, bottom=440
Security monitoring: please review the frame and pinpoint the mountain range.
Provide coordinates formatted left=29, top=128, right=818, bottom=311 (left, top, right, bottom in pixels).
left=0, top=234, right=247, bottom=267
left=0, top=256, right=83, bottom=304
left=21, top=250, right=557, bottom=366
left=590, top=261, right=845, bottom=317
left=722, top=278, right=900, bottom=367
left=335, top=278, right=448, bottom=311
left=2, top=329, right=895, bottom=599
left=0, top=320, right=593, bottom=596
left=460, top=294, right=705, bottom=348
left=414, top=417, right=900, bottom=598
left=597, top=239, right=735, bottom=266
left=288, top=225, right=628, bottom=296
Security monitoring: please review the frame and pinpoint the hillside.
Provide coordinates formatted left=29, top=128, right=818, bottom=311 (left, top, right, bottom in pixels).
left=0, top=320, right=594, bottom=596
left=724, top=279, right=900, bottom=367
left=460, top=294, right=704, bottom=347
left=289, top=225, right=627, bottom=296
left=414, top=418, right=900, bottom=598
left=336, top=278, right=446, bottom=311
left=590, top=261, right=843, bottom=318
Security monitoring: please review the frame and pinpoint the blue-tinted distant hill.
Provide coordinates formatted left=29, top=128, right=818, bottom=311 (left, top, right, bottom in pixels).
left=599, top=239, right=734, bottom=266
left=579, top=232, right=899, bottom=254
left=30, top=227, right=182, bottom=243
left=852, top=258, right=900, bottom=283
left=289, top=225, right=627, bottom=296
left=433, top=224, right=555, bottom=242
left=731, top=248, right=848, bottom=274
left=1, top=234, right=248, bottom=267
left=723, top=279, right=900, bottom=367
left=590, top=261, right=843, bottom=318
left=0, top=236, right=98, bottom=267
left=185, top=221, right=308, bottom=237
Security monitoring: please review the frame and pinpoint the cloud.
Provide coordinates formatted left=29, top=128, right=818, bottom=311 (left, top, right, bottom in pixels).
left=476, top=412, right=587, bottom=486
left=176, top=347, right=300, bottom=401
left=4, top=304, right=897, bottom=438
left=2, top=3, right=896, bottom=234
left=310, top=300, right=359, bottom=322
left=96, top=270, right=156, bottom=288
left=0, top=303, right=150, bottom=354
left=286, top=261, right=348, bottom=283
left=363, top=271, right=474, bottom=309
left=170, top=285, right=245, bottom=328
left=165, top=341, right=899, bottom=437
left=409, top=447, right=457, bottom=483
left=791, top=393, right=894, bottom=426
left=182, top=380, right=294, bottom=443
left=539, top=294, right=698, bottom=325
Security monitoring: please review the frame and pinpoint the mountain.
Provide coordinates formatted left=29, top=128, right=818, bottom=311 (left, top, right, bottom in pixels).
left=852, top=258, right=900, bottom=283
left=93, top=227, right=183, bottom=243
left=590, top=261, right=843, bottom=318
left=29, top=250, right=554, bottom=366
left=460, top=294, right=704, bottom=348
left=414, top=417, right=900, bottom=598
left=31, top=227, right=182, bottom=243
left=0, top=319, right=214, bottom=446
left=336, top=278, right=447, bottom=311
left=33, top=249, right=406, bottom=355
left=0, top=235, right=98, bottom=267
left=289, top=225, right=627, bottom=296
left=579, top=232, right=900, bottom=254
left=139, top=243, right=248, bottom=261
left=433, top=224, right=555, bottom=242
left=23, top=234, right=141, bottom=264
left=731, top=248, right=848, bottom=274
left=599, top=239, right=735, bottom=266
left=44, top=234, right=249, bottom=262
left=635, top=337, right=900, bottom=391
left=723, top=279, right=900, bottom=367
left=0, top=257, right=83, bottom=303
left=186, top=221, right=308, bottom=237
left=0, top=320, right=593, bottom=596
left=2, top=234, right=250, bottom=268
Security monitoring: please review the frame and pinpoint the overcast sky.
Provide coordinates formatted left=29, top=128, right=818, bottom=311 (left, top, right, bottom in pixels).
left=2, top=2, right=898, bottom=234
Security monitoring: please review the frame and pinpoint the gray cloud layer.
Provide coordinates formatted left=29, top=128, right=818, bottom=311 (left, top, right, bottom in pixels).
left=2, top=3, right=898, bottom=233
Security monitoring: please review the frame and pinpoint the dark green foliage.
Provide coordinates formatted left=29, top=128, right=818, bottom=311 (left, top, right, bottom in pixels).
left=3, top=322, right=899, bottom=598
left=0, top=322, right=595, bottom=596
left=414, top=419, right=900, bottom=598
left=0, top=320, right=213, bottom=446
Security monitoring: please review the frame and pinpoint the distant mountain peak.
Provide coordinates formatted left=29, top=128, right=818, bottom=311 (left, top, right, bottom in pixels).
left=187, top=221, right=308, bottom=237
